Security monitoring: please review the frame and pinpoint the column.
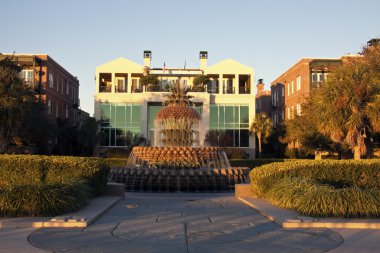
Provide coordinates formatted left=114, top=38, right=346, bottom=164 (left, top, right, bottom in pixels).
left=127, top=73, right=132, bottom=93
left=218, top=74, right=223, bottom=94
left=111, top=72, right=115, bottom=94
left=234, top=74, right=239, bottom=94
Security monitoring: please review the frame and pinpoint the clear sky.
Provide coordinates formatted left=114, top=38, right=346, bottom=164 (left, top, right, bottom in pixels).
left=1, top=0, right=379, bottom=116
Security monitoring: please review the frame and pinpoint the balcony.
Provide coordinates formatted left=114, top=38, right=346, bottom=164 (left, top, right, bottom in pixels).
left=223, top=86, right=235, bottom=94
left=239, top=87, right=250, bottom=94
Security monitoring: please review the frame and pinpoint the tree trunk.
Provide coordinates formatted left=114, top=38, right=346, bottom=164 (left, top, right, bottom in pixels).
left=354, top=145, right=361, bottom=160
left=257, top=133, right=262, bottom=159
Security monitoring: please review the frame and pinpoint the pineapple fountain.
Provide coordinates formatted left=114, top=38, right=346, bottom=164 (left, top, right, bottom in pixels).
left=108, top=81, right=249, bottom=192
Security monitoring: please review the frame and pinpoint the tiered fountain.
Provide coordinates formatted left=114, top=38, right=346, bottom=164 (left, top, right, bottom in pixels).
left=108, top=81, right=249, bottom=192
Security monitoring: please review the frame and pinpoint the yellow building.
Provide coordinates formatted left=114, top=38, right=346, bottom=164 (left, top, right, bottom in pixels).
left=94, top=51, right=256, bottom=157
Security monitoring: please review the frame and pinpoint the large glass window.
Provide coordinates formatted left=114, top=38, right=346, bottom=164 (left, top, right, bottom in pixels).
left=100, top=103, right=141, bottom=146
left=209, top=104, right=249, bottom=147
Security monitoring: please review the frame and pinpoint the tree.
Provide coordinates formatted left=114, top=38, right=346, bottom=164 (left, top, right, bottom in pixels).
left=192, top=75, right=210, bottom=92
left=250, top=113, right=272, bottom=158
left=312, top=50, right=380, bottom=160
left=76, top=117, right=99, bottom=156
left=0, top=57, right=33, bottom=153
left=140, top=75, right=159, bottom=91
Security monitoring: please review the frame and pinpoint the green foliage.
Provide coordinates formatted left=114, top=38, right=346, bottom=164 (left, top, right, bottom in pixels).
left=76, top=117, right=100, bottom=156
left=0, top=57, right=34, bottom=152
left=0, top=155, right=109, bottom=216
left=310, top=48, right=380, bottom=159
left=0, top=180, right=91, bottom=217
left=102, top=158, right=130, bottom=168
left=140, top=75, right=159, bottom=87
left=229, top=159, right=285, bottom=169
left=192, top=75, right=210, bottom=91
left=250, top=113, right=273, bottom=158
left=265, top=177, right=380, bottom=218
left=249, top=159, right=380, bottom=217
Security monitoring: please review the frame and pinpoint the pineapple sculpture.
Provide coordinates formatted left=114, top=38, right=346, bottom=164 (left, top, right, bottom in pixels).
left=155, top=80, right=201, bottom=147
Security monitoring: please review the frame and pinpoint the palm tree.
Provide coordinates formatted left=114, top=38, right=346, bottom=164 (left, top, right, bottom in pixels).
left=250, top=113, right=272, bottom=158
left=312, top=56, right=380, bottom=160
left=0, top=57, right=33, bottom=152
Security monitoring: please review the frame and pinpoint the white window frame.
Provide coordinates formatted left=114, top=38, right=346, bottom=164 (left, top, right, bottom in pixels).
left=47, top=100, right=52, bottom=115
left=296, top=76, right=301, bottom=91
left=287, top=83, right=290, bottom=96
left=49, top=73, right=54, bottom=88
left=296, top=103, right=301, bottom=115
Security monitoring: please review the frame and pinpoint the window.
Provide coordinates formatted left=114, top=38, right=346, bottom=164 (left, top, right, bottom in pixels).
left=56, top=78, right=59, bottom=91
left=296, top=76, right=301, bottom=91
left=100, top=103, right=142, bottom=146
left=61, top=80, right=64, bottom=94
left=281, top=110, right=284, bottom=120
left=296, top=103, right=302, bottom=115
left=65, top=105, right=69, bottom=119
left=287, top=107, right=290, bottom=119
left=66, top=83, right=69, bottom=95
left=291, top=80, right=294, bottom=94
left=56, top=104, right=59, bottom=117
left=21, top=70, right=34, bottom=84
left=47, top=100, right=52, bottom=115
left=49, top=73, right=54, bottom=88
left=209, top=104, right=249, bottom=147
left=287, top=83, right=290, bottom=96
left=115, top=77, right=127, bottom=93
left=291, top=106, right=294, bottom=118
left=282, top=86, right=285, bottom=96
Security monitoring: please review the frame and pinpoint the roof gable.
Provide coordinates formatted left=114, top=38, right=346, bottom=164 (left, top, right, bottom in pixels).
left=96, top=57, right=143, bottom=72
left=205, top=58, right=253, bottom=74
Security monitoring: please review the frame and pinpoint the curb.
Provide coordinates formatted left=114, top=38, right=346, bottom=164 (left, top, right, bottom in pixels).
left=238, top=197, right=380, bottom=229
left=0, top=196, right=122, bottom=228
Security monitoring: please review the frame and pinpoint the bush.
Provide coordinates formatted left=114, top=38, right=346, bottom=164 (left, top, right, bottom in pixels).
left=0, top=155, right=109, bottom=217
left=0, top=180, right=92, bottom=217
left=229, top=159, right=285, bottom=169
left=249, top=159, right=380, bottom=217
left=224, top=148, right=246, bottom=159
left=103, top=158, right=130, bottom=168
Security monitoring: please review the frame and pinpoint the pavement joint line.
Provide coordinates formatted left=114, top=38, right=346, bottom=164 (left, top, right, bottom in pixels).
left=237, top=196, right=380, bottom=230
left=0, top=196, right=122, bottom=229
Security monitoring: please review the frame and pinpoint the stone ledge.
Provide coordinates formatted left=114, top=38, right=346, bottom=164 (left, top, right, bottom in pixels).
left=234, top=183, right=252, bottom=198
left=238, top=197, right=380, bottom=230
left=0, top=196, right=122, bottom=228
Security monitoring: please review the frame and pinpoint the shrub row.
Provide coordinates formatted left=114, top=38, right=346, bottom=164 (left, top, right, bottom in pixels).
left=0, top=155, right=109, bottom=217
left=249, top=159, right=380, bottom=218
left=229, top=159, right=286, bottom=169
left=249, top=160, right=380, bottom=197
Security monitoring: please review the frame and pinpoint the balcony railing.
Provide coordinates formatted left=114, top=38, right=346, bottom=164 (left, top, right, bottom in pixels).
left=223, top=86, right=235, bottom=94
left=239, top=87, right=250, bottom=94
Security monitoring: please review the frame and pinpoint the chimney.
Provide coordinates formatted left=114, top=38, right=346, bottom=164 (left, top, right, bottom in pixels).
left=143, top=50, right=152, bottom=68
left=199, top=51, right=208, bottom=69
left=257, top=79, right=264, bottom=92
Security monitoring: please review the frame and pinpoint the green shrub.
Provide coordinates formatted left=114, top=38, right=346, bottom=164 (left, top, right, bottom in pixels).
left=102, top=158, right=130, bottom=168
left=0, top=155, right=110, bottom=217
left=229, top=159, right=285, bottom=169
left=0, top=155, right=109, bottom=195
left=249, top=160, right=380, bottom=197
left=0, top=180, right=92, bottom=217
left=265, top=177, right=380, bottom=218
left=249, top=159, right=380, bottom=218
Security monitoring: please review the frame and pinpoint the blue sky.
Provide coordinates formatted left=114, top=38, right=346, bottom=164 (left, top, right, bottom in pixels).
left=1, top=0, right=379, bottom=115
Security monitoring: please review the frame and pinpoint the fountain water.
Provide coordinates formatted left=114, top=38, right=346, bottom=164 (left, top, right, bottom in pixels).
left=108, top=80, right=249, bottom=192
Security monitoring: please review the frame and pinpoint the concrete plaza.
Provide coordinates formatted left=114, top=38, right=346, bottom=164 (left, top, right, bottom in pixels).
left=1, top=193, right=380, bottom=252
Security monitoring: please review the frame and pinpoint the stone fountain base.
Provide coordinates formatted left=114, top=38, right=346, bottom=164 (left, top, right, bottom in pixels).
left=108, top=167, right=250, bottom=192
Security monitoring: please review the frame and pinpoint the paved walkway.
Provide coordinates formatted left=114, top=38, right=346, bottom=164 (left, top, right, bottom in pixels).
left=28, top=193, right=342, bottom=253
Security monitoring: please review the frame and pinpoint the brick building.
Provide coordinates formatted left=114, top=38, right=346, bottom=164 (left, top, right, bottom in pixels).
left=255, top=79, right=271, bottom=117
left=1, top=54, right=81, bottom=126
left=270, top=58, right=342, bottom=126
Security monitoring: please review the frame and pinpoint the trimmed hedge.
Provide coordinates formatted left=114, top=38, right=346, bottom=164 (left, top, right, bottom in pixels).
left=103, top=158, right=130, bottom=168
left=249, top=159, right=380, bottom=218
left=0, top=155, right=109, bottom=217
left=229, top=159, right=286, bottom=169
